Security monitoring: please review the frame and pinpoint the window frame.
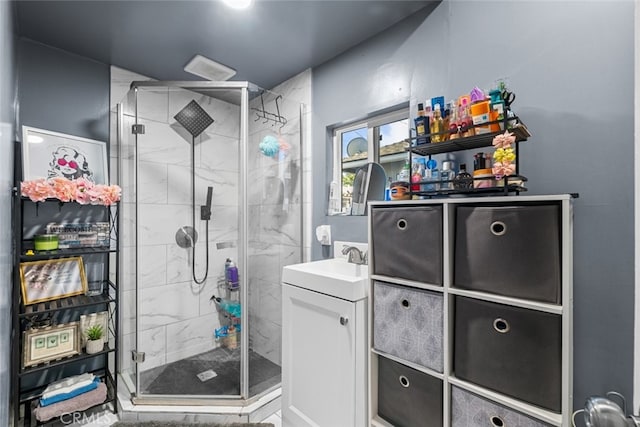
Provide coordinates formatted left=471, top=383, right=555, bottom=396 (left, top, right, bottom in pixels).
left=331, top=108, right=409, bottom=215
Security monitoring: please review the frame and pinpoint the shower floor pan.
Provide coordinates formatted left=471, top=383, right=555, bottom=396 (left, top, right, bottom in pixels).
left=140, top=347, right=281, bottom=397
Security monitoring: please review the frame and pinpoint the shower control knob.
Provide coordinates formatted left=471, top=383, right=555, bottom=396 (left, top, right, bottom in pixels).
left=339, top=316, right=348, bottom=326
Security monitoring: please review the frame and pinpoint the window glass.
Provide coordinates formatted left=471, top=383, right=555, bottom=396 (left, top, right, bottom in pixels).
left=332, top=109, right=408, bottom=215
left=341, top=127, right=367, bottom=214
left=377, top=118, right=409, bottom=184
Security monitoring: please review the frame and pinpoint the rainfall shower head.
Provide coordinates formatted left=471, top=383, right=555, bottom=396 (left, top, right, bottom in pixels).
left=174, top=100, right=214, bottom=138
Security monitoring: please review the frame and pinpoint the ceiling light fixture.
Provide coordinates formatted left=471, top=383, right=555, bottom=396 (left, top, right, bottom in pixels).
left=222, top=0, right=253, bottom=10
left=184, top=54, right=237, bottom=81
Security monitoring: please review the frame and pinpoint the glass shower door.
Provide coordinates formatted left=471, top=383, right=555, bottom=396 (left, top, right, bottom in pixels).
left=246, top=92, right=303, bottom=398
left=127, top=84, right=243, bottom=399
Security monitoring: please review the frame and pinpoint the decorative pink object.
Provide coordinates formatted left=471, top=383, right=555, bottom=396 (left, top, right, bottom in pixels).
left=49, top=177, right=76, bottom=202
left=21, top=177, right=121, bottom=206
left=97, top=184, right=122, bottom=206
left=20, top=179, right=50, bottom=202
left=492, top=130, right=516, bottom=149
left=492, top=161, right=516, bottom=179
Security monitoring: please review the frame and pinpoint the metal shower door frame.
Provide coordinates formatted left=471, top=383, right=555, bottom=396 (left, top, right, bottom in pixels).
left=125, top=81, right=253, bottom=404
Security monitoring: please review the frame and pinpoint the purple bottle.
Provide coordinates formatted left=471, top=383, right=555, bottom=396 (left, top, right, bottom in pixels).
left=225, top=258, right=239, bottom=290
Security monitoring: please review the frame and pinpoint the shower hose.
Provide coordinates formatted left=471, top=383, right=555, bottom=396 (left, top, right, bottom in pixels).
left=191, top=135, right=210, bottom=285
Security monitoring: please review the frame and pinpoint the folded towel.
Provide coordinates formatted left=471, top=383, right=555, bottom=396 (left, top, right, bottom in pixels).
left=33, top=382, right=107, bottom=422
left=40, top=377, right=100, bottom=407
left=42, top=373, right=95, bottom=400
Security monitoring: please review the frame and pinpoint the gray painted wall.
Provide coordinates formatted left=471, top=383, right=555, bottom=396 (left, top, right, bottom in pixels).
left=16, top=38, right=109, bottom=142
left=0, top=2, right=14, bottom=425
left=312, top=0, right=635, bottom=409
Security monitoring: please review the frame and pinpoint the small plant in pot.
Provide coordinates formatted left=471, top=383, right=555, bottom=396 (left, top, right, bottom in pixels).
left=85, top=324, right=104, bottom=354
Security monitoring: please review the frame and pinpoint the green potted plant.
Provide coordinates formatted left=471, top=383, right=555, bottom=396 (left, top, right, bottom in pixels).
left=85, top=324, right=104, bottom=354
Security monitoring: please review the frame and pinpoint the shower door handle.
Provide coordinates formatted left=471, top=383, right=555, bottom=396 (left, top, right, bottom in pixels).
left=339, top=316, right=348, bottom=326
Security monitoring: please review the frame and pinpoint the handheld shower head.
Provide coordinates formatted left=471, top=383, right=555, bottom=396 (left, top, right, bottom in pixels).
left=201, top=186, right=213, bottom=221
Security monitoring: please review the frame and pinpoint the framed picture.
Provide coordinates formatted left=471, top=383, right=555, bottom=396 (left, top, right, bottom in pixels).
left=20, top=257, right=88, bottom=305
left=79, top=311, right=109, bottom=347
left=22, top=126, right=109, bottom=184
left=23, top=322, right=80, bottom=368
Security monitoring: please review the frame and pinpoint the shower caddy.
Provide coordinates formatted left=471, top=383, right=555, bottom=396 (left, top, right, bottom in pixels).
left=9, top=159, right=119, bottom=425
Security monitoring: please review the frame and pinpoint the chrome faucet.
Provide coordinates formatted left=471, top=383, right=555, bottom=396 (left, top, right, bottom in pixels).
left=342, top=245, right=367, bottom=265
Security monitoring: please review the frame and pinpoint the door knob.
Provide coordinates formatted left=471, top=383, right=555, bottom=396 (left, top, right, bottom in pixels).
left=339, top=316, right=348, bottom=326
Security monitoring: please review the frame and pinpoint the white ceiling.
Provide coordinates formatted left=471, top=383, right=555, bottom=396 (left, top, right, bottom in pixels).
left=14, top=0, right=438, bottom=89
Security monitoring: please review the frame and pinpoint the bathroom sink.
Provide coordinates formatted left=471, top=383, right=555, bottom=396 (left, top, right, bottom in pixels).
left=282, top=258, right=369, bottom=301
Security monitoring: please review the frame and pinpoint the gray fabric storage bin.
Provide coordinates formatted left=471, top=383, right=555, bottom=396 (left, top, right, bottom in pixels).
left=451, top=386, right=553, bottom=427
left=373, top=281, right=443, bottom=372
left=371, top=205, right=443, bottom=285
left=378, top=356, right=443, bottom=427
left=454, top=296, right=562, bottom=412
left=454, top=204, right=561, bottom=303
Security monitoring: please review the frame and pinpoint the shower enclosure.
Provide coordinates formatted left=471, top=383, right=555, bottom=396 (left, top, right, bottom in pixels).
left=114, top=81, right=303, bottom=405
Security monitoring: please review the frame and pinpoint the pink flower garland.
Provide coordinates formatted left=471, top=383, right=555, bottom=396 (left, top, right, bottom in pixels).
left=21, top=177, right=122, bottom=206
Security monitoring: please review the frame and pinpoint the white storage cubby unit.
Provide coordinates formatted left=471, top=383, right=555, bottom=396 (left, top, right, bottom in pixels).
left=367, top=194, right=573, bottom=427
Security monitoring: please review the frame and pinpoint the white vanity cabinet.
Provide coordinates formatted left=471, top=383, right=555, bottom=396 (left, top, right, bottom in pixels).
left=282, top=257, right=368, bottom=427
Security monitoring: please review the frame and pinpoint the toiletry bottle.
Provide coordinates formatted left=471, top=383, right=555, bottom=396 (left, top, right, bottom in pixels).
left=424, top=103, right=433, bottom=122
left=225, top=258, right=239, bottom=290
left=399, top=159, right=410, bottom=182
left=385, top=177, right=392, bottom=201
left=413, top=160, right=426, bottom=198
left=441, top=161, right=454, bottom=190
left=443, top=101, right=456, bottom=141
left=414, top=103, right=429, bottom=145
left=448, top=100, right=460, bottom=140
left=458, top=97, right=475, bottom=137
left=329, top=181, right=340, bottom=214
left=453, top=163, right=473, bottom=190
left=485, top=152, right=492, bottom=170
left=426, top=158, right=439, bottom=191
left=411, top=161, right=422, bottom=195
left=430, top=104, right=445, bottom=143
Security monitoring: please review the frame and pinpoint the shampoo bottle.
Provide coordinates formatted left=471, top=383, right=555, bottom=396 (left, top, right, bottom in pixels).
left=430, top=104, right=445, bottom=143
left=414, top=103, right=429, bottom=145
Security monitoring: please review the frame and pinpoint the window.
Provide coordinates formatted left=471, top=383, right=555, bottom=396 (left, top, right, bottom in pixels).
left=332, top=109, right=409, bottom=215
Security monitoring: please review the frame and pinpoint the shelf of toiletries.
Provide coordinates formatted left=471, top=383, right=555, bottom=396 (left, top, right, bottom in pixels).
left=408, top=121, right=530, bottom=157
left=409, top=174, right=528, bottom=198
left=392, top=82, right=531, bottom=199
